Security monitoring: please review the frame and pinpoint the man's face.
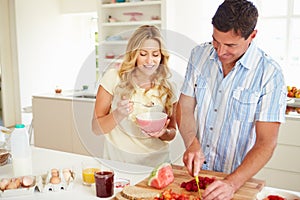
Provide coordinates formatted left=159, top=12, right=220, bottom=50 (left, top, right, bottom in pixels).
left=212, top=28, right=256, bottom=67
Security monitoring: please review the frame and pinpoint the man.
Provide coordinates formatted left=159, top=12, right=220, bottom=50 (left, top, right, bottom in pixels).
left=177, top=0, right=286, bottom=199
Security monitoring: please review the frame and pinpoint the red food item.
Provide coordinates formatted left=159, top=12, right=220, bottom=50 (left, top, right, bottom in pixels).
left=148, top=163, right=174, bottom=189
left=55, top=88, right=62, bottom=94
left=264, top=195, right=286, bottom=200
left=180, top=176, right=215, bottom=192
left=154, top=189, right=200, bottom=200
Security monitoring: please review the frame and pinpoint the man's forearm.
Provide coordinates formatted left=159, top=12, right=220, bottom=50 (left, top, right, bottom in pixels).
left=225, top=142, right=276, bottom=191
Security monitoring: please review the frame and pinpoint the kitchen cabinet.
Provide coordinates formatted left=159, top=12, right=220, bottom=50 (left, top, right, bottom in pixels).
left=32, top=95, right=105, bottom=157
left=32, top=93, right=185, bottom=164
left=96, top=0, right=166, bottom=77
left=254, top=117, right=300, bottom=191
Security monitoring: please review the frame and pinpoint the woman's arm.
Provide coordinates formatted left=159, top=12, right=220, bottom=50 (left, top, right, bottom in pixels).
left=92, top=86, right=132, bottom=135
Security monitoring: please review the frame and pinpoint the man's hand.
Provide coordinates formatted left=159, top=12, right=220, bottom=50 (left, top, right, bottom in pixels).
left=183, top=137, right=205, bottom=176
left=202, top=179, right=234, bottom=200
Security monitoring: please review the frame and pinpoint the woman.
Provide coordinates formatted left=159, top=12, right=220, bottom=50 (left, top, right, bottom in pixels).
left=92, top=25, right=177, bottom=167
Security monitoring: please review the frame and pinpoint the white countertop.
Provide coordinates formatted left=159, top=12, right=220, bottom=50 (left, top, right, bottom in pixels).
left=1, top=147, right=299, bottom=200
left=0, top=146, right=151, bottom=200
left=32, top=91, right=300, bottom=119
left=32, top=90, right=96, bottom=102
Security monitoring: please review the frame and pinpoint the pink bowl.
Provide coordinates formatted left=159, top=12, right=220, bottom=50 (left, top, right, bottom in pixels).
left=136, top=112, right=168, bottom=133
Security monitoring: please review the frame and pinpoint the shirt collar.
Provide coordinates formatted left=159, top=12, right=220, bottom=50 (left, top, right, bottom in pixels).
left=210, top=41, right=260, bottom=70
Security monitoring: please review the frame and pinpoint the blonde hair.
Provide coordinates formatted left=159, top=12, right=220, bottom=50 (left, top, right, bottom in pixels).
left=117, top=25, right=174, bottom=116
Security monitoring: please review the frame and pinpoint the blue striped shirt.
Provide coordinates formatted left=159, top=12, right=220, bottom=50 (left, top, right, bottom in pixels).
left=181, top=42, right=286, bottom=173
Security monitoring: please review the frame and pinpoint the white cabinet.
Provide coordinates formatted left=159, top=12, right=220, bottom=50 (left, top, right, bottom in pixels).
left=254, top=117, right=300, bottom=191
left=96, top=0, right=166, bottom=76
left=32, top=96, right=105, bottom=157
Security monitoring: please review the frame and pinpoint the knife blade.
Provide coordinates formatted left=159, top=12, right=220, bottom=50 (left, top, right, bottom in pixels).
left=195, top=175, right=201, bottom=198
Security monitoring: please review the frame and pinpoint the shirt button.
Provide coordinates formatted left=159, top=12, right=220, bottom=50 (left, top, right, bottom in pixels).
left=206, top=144, right=210, bottom=147
left=214, top=109, right=217, bottom=112
left=219, top=90, right=222, bottom=93
left=210, top=127, right=213, bottom=131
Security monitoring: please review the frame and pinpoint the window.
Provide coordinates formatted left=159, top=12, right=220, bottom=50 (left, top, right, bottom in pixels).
left=254, top=0, right=300, bottom=86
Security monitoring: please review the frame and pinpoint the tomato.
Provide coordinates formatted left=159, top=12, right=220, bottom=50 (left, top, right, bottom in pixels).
left=154, top=189, right=200, bottom=200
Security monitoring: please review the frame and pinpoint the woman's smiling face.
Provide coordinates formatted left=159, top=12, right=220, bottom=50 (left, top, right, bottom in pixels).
left=136, top=39, right=162, bottom=76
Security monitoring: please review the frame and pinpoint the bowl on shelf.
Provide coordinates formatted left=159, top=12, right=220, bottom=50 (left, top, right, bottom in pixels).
left=136, top=112, right=167, bottom=133
left=123, top=12, right=143, bottom=21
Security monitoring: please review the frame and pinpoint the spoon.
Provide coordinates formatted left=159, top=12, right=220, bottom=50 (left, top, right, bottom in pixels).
left=131, top=101, right=154, bottom=108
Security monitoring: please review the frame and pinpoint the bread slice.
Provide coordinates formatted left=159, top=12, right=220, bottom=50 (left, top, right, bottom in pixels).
left=120, top=185, right=160, bottom=200
left=114, top=192, right=128, bottom=200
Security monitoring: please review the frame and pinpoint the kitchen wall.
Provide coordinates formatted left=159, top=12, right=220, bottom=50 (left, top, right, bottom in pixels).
left=16, top=0, right=297, bottom=110
left=14, top=0, right=226, bottom=109
left=165, top=0, right=223, bottom=86
left=14, top=0, right=97, bottom=108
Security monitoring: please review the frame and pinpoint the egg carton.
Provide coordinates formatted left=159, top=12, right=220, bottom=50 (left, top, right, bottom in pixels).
left=0, top=175, right=42, bottom=197
left=41, top=168, right=75, bottom=192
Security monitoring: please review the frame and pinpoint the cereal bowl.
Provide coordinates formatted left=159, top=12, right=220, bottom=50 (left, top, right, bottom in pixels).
left=136, top=112, right=168, bottom=133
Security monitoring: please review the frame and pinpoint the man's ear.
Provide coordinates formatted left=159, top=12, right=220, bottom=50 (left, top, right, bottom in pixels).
left=250, top=29, right=257, bottom=39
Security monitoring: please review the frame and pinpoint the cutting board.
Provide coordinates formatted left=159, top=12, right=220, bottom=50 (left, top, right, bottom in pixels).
left=135, top=164, right=265, bottom=200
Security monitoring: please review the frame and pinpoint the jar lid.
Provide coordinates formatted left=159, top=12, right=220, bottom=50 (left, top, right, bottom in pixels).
left=15, top=124, right=25, bottom=128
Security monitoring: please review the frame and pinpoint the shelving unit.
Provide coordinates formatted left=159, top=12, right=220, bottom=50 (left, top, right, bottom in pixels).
left=96, top=0, right=166, bottom=77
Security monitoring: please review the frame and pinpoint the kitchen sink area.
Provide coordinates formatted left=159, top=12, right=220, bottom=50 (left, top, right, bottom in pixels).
left=41, top=90, right=97, bottom=101
left=69, top=94, right=96, bottom=99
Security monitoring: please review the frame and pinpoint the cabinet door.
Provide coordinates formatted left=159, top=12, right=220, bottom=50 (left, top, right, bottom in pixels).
left=278, top=117, right=300, bottom=146
left=33, top=98, right=73, bottom=153
left=254, top=117, right=300, bottom=191
left=71, top=100, right=105, bottom=157
left=255, top=169, right=300, bottom=192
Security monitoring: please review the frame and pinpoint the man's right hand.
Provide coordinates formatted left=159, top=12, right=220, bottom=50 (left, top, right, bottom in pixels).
left=183, top=137, right=206, bottom=177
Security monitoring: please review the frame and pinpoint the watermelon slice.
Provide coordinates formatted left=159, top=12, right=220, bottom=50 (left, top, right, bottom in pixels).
left=148, top=162, right=174, bottom=189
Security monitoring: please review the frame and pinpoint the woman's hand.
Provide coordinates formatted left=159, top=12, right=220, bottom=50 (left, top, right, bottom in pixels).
left=112, top=97, right=133, bottom=123
left=142, top=119, right=170, bottom=138
left=142, top=119, right=176, bottom=141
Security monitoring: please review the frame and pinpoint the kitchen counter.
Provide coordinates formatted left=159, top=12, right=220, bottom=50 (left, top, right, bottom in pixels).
left=0, top=146, right=152, bottom=200
left=33, top=91, right=300, bottom=119
left=0, top=147, right=299, bottom=200
left=32, top=90, right=96, bottom=102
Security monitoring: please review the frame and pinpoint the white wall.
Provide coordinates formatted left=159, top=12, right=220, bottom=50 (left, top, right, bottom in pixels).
left=15, top=0, right=220, bottom=109
left=60, top=0, right=97, bottom=14
left=13, top=0, right=225, bottom=109
left=165, top=0, right=223, bottom=83
left=15, top=0, right=97, bottom=108
left=166, top=0, right=222, bottom=44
